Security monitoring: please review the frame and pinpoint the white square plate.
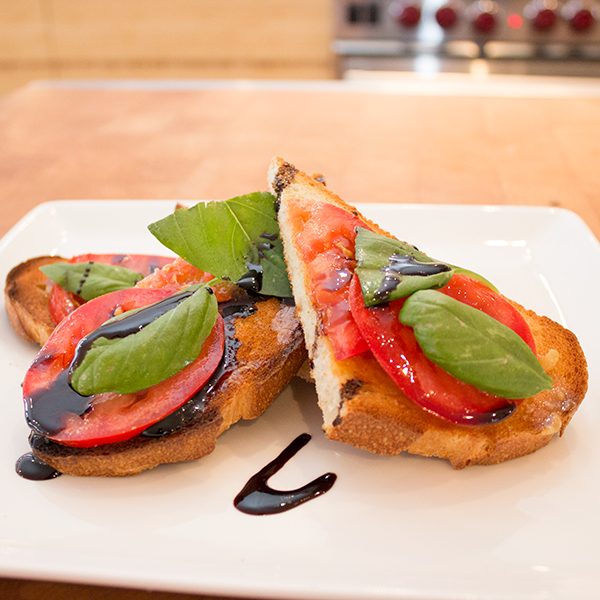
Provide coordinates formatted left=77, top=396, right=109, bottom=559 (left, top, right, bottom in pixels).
left=1, top=201, right=599, bottom=600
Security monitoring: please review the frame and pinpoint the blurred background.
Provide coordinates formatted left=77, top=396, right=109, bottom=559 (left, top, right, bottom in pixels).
left=2, top=0, right=600, bottom=97
left=0, top=0, right=335, bottom=96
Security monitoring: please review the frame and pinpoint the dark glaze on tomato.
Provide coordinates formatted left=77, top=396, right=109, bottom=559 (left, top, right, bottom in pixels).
left=23, top=287, right=225, bottom=448
left=26, top=288, right=206, bottom=438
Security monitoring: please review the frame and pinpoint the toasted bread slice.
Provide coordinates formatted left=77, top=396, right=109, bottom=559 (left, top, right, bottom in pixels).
left=269, top=156, right=588, bottom=468
left=6, top=255, right=306, bottom=476
left=5, top=256, right=65, bottom=345
left=30, top=295, right=306, bottom=477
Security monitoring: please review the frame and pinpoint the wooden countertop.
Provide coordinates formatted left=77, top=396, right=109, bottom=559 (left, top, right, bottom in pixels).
left=2, top=78, right=600, bottom=242
left=1, top=77, right=600, bottom=600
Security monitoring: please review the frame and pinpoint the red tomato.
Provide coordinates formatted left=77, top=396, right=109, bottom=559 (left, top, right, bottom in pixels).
left=286, top=197, right=369, bottom=360
left=48, top=254, right=174, bottom=324
left=24, top=287, right=224, bottom=447
left=348, top=276, right=520, bottom=425
left=136, top=256, right=235, bottom=303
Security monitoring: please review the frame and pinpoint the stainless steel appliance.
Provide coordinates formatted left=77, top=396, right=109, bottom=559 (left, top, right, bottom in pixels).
left=333, top=0, right=600, bottom=76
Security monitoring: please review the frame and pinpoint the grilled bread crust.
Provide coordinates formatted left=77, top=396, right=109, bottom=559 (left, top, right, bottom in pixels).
left=5, top=256, right=65, bottom=345
left=269, top=156, right=588, bottom=468
left=5, top=256, right=307, bottom=476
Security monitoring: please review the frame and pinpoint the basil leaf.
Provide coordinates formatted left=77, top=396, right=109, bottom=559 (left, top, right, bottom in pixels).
left=355, top=228, right=453, bottom=306
left=399, top=290, right=553, bottom=399
left=357, top=268, right=454, bottom=305
left=71, top=286, right=218, bottom=395
left=356, top=227, right=434, bottom=267
left=355, top=227, right=497, bottom=307
left=40, top=262, right=142, bottom=301
left=147, top=192, right=292, bottom=297
left=259, top=235, right=292, bottom=296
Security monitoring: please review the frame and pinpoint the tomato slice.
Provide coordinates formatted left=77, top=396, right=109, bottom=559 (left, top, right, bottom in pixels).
left=348, top=275, right=520, bottom=425
left=136, top=256, right=235, bottom=303
left=24, top=287, right=224, bottom=447
left=48, top=253, right=174, bottom=324
left=286, top=197, right=369, bottom=360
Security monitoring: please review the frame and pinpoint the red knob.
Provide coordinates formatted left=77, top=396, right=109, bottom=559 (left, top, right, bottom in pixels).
left=398, top=4, right=422, bottom=27
left=570, top=8, right=594, bottom=30
left=436, top=5, right=459, bottom=28
left=532, top=8, right=557, bottom=30
left=473, top=11, right=496, bottom=32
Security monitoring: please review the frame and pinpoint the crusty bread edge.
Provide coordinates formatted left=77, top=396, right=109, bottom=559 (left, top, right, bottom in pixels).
left=4, top=256, right=64, bottom=345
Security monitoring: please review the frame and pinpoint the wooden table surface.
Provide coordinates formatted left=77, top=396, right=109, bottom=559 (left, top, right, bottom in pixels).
left=1, top=77, right=600, bottom=600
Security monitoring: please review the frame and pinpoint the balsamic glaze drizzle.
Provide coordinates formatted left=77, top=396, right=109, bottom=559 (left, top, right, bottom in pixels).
left=319, top=267, right=352, bottom=292
left=75, top=261, right=93, bottom=296
left=234, top=433, right=337, bottom=515
left=385, top=254, right=450, bottom=278
left=15, top=452, right=60, bottom=480
left=235, top=266, right=263, bottom=293
left=374, top=254, right=451, bottom=303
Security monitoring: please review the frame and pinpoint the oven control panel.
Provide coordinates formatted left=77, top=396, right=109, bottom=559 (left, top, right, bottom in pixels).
left=334, top=0, right=600, bottom=52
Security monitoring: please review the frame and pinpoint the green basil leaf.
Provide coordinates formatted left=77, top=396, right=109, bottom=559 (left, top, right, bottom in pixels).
left=356, top=227, right=434, bottom=267
left=355, top=227, right=497, bottom=307
left=71, top=286, right=219, bottom=395
left=355, top=228, right=453, bottom=306
left=399, top=290, right=553, bottom=399
left=147, top=192, right=292, bottom=297
left=40, top=262, right=142, bottom=301
left=357, top=268, right=454, bottom=305
left=259, top=235, right=293, bottom=296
